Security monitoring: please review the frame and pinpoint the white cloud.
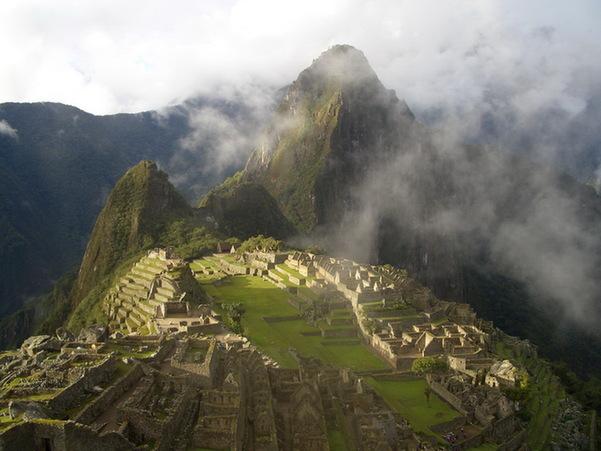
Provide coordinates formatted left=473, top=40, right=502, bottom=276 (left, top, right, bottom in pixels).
left=0, top=119, right=18, bottom=139
left=0, top=0, right=598, bottom=116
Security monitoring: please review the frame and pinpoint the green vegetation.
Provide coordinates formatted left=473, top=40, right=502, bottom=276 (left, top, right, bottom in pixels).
left=190, top=258, right=226, bottom=283
left=73, top=161, right=194, bottom=305
left=327, top=429, right=347, bottom=451
left=219, top=303, right=244, bottom=334
left=163, top=220, right=236, bottom=260
left=412, top=357, right=448, bottom=375
left=366, top=377, right=461, bottom=438
left=552, top=361, right=601, bottom=414
left=0, top=408, right=20, bottom=431
left=255, top=84, right=343, bottom=231
left=467, top=444, right=498, bottom=451
left=495, top=341, right=566, bottom=449
left=237, top=235, right=283, bottom=254
left=67, top=252, right=144, bottom=331
left=203, top=276, right=387, bottom=370
left=199, top=176, right=295, bottom=239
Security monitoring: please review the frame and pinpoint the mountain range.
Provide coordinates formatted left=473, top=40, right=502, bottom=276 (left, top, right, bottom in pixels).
left=0, top=96, right=262, bottom=318
left=2, top=44, right=601, bottom=380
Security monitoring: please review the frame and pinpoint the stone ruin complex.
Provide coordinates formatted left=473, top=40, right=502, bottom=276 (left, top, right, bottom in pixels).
left=0, top=246, right=579, bottom=450
left=1, top=329, right=422, bottom=450
left=103, top=248, right=220, bottom=336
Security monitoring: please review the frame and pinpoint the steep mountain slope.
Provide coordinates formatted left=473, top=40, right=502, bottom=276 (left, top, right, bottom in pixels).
left=0, top=97, right=256, bottom=318
left=72, top=160, right=194, bottom=304
left=198, top=172, right=295, bottom=239
left=0, top=159, right=224, bottom=347
left=245, top=44, right=415, bottom=230
left=208, top=45, right=601, bottom=376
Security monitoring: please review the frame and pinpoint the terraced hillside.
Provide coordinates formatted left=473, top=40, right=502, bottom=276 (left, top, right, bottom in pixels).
left=103, top=249, right=202, bottom=335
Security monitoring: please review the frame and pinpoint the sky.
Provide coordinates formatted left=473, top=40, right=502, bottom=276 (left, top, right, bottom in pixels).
left=1, top=0, right=600, bottom=116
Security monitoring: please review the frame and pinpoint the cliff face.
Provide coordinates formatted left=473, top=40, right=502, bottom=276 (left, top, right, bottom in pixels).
left=72, top=160, right=193, bottom=305
left=245, top=45, right=415, bottom=230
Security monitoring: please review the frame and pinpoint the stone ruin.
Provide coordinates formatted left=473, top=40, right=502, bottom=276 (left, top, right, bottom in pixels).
left=103, top=248, right=220, bottom=336
left=1, top=330, right=428, bottom=450
left=0, top=247, right=551, bottom=450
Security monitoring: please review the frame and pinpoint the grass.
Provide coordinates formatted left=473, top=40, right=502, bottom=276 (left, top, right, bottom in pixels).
left=101, top=343, right=156, bottom=359
left=0, top=408, right=20, bottom=431
left=275, top=263, right=311, bottom=282
left=366, top=377, right=461, bottom=437
left=204, top=276, right=388, bottom=370
left=327, top=429, right=347, bottom=451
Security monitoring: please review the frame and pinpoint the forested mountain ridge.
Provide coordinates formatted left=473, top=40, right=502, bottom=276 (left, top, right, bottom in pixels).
left=0, top=97, right=258, bottom=319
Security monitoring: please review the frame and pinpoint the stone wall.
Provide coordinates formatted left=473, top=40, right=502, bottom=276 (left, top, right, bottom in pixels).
left=488, top=414, right=517, bottom=443
left=0, top=420, right=134, bottom=451
left=149, top=338, right=175, bottom=364
left=171, top=339, right=218, bottom=386
left=429, top=416, right=466, bottom=433
left=47, top=357, right=116, bottom=414
left=75, top=364, right=144, bottom=425
left=120, top=407, right=163, bottom=443
left=157, top=388, right=196, bottom=451
left=63, top=422, right=134, bottom=451
left=427, top=378, right=469, bottom=416
left=0, top=421, right=36, bottom=450
left=497, top=428, right=526, bottom=451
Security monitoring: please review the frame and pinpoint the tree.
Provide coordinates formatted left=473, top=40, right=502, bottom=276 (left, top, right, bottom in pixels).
left=412, top=357, right=448, bottom=375
left=237, top=235, right=283, bottom=254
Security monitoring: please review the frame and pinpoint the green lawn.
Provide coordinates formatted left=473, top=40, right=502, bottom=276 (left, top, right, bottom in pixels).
left=276, top=263, right=312, bottom=282
left=204, top=276, right=388, bottom=370
left=366, top=377, right=461, bottom=436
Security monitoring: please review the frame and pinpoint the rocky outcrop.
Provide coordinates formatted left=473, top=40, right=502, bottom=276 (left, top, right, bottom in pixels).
left=77, top=325, right=108, bottom=343
left=20, top=335, right=61, bottom=356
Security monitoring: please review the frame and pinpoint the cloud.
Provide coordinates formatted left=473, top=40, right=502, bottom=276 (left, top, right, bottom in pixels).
left=318, top=119, right=601, bottom=332
left=0, top=0, right=598, bottom=117
left=0, top=119, right=18, bottom=139
left=156, top=84, right=277, bottom=200
left=1, top=0, right=599, bottom=186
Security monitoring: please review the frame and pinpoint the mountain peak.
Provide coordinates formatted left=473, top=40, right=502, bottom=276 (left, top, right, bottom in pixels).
left=301, top=44, right=378, bottom=86
left=239, top=46, right=415, bottom=230
left=72, top=160, right=192, bottom=304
